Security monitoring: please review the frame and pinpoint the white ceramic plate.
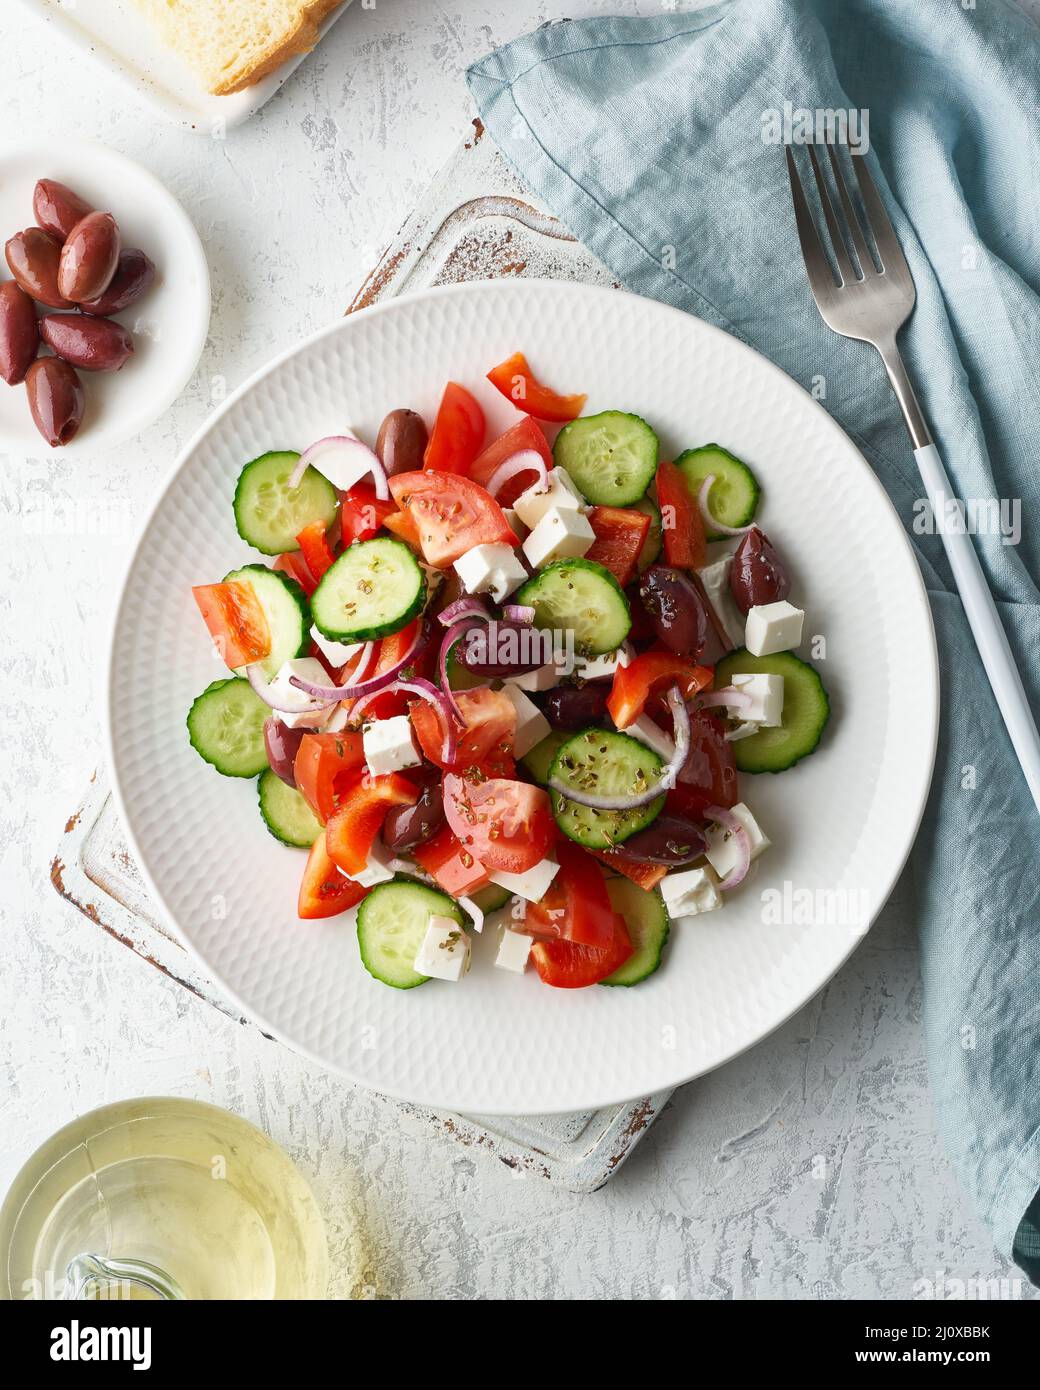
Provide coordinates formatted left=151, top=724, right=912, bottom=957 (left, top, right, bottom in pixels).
left=106, top=280, right=938, bottom=1115
left=0, top=139, right=209, bottom=458
left=14, top=0, right=354, bottom=132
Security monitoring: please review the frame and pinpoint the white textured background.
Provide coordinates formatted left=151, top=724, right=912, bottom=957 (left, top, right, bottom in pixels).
left=0, top=0, right=1034, bottom=1300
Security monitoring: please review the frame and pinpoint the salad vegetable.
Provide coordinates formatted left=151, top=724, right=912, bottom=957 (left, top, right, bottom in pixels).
left=187, top=351, right=831, bottom=989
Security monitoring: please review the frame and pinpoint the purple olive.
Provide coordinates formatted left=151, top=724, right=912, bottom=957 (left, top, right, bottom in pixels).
left=611, top=813, right=707, bottom=865
left=33, top=179, right=94, bottom=240
left=454, top=620, right=542, bottom=677
left=729, top=527, right=791, bottom=615
left=40, top=314, right=134, bottom=372
left=0, top=281, right=39, bottom=385
left=382, top=775, right=445, bottom=852
left=25, top=357, right=85, bottom=448
left=57, top=211, right=120, bottom=304
left=542, top=683, right=610, bottom=730
left=264, top=718, right=306, bottom=787
left=5, top=228, right=73, bottom=309
left=79, top=248, right=155, bottom=316
left=639, top=565, right=709, bottom=659
left=376, top=408, right=428, bottom=476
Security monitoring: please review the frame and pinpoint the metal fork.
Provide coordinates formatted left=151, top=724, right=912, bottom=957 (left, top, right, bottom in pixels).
left=785, top=142, right=1040, bottom=815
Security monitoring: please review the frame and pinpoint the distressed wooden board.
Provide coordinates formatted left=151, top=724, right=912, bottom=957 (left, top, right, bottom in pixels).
left=51, top=131, right=671, bottom=1192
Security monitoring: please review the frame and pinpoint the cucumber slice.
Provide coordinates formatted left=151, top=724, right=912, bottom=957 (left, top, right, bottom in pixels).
left=632, top=495, right=662, bottom=573
left=233, top=451, right=339, bottom=556
left=549, top=728, right=665, bottom=849
left=311, top=537, right=425, bottom=643
left=357, top=880, right=465, bottom=989
left=470, top=882, right=512, bottom=914
left=714, top=648, right=830, bottom=772
left=187, top=678, right=269, bottom=778
left=223, top=563, right=309, bottom=680
left=553, top=411, right=658, bottom=506
left=601, top=878, right=669, bottom=986
left=520, top=728, right=570, bottom=786
left=257, top=769, right=321, bottom=847
left=517, top=556, right=631, bottom=656
left=675, top=445, right=760, bottom=540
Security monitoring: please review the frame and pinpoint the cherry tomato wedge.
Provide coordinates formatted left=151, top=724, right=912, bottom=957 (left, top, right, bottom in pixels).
left=607, top=649, right=713, bottom=729
left=531, top=913, right=633, bottom=989
left=273, top=550, right=317, bottom=597
left=294, top=731, right=365, bottom=824
left=298, top=837, right=368, bottom=920
left=382, top=507, right=422, bottom=548
left=486, top=351, right=587, bottom=422
left=411, top=825, right=490, bottom=896
left=389, top=470, right=519, bottom=568
left=423, top=381, right=485, bottom=475
left=410, top=687, right=516, bottom=774
left=192, top=580, right=271, bottom=669
left=325, top=772, right=419, bottom=877
left=341, top=484, right=396, bottom=544
left=585, top=505, right=651, bottom=588
left=296, top=520, right=336, bottom=582
left=587, top=847, right=668, bottom=891
left=469, top=417, right=553, bottom=506
left=655, top=458, right=706, bottom=570
left=443, top=773, right=553, bottom=874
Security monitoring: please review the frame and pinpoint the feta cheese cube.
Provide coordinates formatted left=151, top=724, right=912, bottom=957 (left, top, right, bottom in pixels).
left=413, top=915, right=471, bottom=981
left=725, top=720, right=760, bottom=742
left=311, top=627, right=364, bottom=668
left=499, top=683, right=551, bottom=758
left=576, top=645, right=631, bottom=682
left=660, top=866, right=722, bottom=918
left=506, top=663, right=559, bottom=693
left=625, top=714, right=676, bottom=761
left=696, top=558, right=746, bottom=647
left=522, top=506, right=595, bottom=570
left=503, top=508, right=529, bottom=541
left=512, top=466, right=584, bottom=529
left=489, top=857, right=560, bottom=902
left=730, top=673, right=784, bottom=726
left=322, top=702, right=353, bottom=733
left=495, top=930, right=534, bottom=974
left=265, top=658, right=336, bottom=729
left=704, top=802, right=770, bottom=879
left=454, top=543, right=528, bottom=604
left=362, top=715, right=421, bottom=775
left=340, top=836, right=396, bottom=888
left=745, top=601, right=805, bottom=656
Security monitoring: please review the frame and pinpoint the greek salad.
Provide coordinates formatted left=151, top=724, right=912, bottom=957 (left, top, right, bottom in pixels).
left=187, top=351, right=829, bottom=990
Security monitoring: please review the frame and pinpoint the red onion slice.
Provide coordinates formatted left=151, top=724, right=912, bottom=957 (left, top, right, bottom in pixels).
left=549, top=686, right=691, bottom=810
left=696, top=686, right=753, bottom=711
left=289, top=434, right=389, bottom=499
left=246, top=663, right=336, bottom=715
left=502, top=603, right=535, bottom=625
left=485, top=449, right=548, bottom=500
left=704, top=805, right=752, bottom=890
left=438, top=595, right=492, bottom=627
left=352, top=677, right=458, bottom=763
left=697, top=474, right=755, bottom=537
left=290, top=622, right=425, bottom=701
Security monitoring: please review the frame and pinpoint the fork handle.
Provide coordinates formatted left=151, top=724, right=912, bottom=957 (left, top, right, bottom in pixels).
left=914, top=442, right=1040, bottom=813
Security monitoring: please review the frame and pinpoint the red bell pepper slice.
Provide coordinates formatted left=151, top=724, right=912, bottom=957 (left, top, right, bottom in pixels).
left=298, top=838, right=368, bottom=920
left=587, top=847, right=668, bottom=891
left=423, top=381, right=486, bottom=475
left=341, top=484, right=396, bottom=544
left=273, top=550, right=317, bottom=597
left=293, top=731, right=366, bottom=824
left=585, top=505, right=651, bottom=588
left=607, top=649, right=713, bottom=729
left=655, top=459, right=706, bottom=570
left=325, top=772, right=419, bottom=877
left=530, top=912, right=632, bottom=988
left=469, top=417, right=553, bottom=506
left=296, top=520, right=337, bottom=582
left=192, top=580, right=271, bottom=669
left=486, top=351, right=587, bottom=422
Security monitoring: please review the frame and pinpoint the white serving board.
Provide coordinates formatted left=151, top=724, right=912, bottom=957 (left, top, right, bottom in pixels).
left=13, top=0, right=354, bottom=132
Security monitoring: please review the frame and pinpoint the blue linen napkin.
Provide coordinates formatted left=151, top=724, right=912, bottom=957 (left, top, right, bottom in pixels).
left=468, top=0, right=1040, bottom=1279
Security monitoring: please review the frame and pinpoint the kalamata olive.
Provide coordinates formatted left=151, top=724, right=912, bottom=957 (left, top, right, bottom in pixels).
left=57, top=211, right=120, bottom=304
left=542, top=683, right=610, bottom=730
left=5, top=228, right=73, bottom=309
left=0, top=282, right=39, bottom=385
left=264, top=718, right=306, bottom=787
left=376, top=408, right=428, bottom=476
left=78, top=248, right=156, bottom=316
left=612, top=813, right=707, bottom=866
left=454, top=620, right=542, bottom=677
left=382, top=778, right=445, bottom=852
left=33, top=178, right=94, bottom=240
left=639, top=565, right=709, bottom=659
left=729, top=527, right=791, bottom=614
left=24, top=357, right=85, bottom=448
left=40, top=314, right=133, bottom=372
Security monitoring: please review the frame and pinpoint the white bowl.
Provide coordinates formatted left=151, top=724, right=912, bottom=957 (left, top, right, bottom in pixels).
left=106, top=280, right=938, bottom=1114
left=0, top=138, right=209, bottom=457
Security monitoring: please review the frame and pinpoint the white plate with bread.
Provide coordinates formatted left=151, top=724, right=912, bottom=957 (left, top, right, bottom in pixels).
left=14, top=0, right=354, bottom=131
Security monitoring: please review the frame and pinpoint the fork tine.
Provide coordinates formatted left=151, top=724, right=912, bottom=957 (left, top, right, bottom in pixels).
left=784, top=146, right=839, bottom=295
left=849, top=150, right=911, bottom=280
left=806, top=144, right=856, bottom=285
left=825, top=141, right=875, bottom=275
